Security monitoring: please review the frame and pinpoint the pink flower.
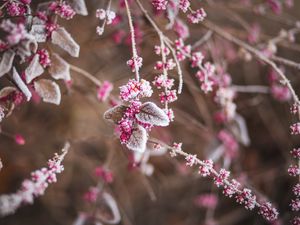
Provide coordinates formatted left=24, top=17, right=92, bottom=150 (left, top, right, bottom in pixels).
left=95, top=167, right=114, bottom=183
left=288, top=165, right=300, bottom=176
left=127, top=56, right=143, bottom=72
left=173, top=19, right=190, bottom=40
left=50, top=1, right=76, bottom=20
left=152, top=0, right=168, bottom=11
left=194, top=194, right=218, bottom=209
left=97, top=81, right=113, bottom=102
left=37, top=49, right=51, bottom=68
left=214, top=168, right=230, bottom=187
left=198, top=160, right=213, bottom=177
left=159, top=90, right=177, bottom=103
left=290, top=198, right=300, bottom=211
left=187, top=8, right=207, bottom=24
left=185, top=154, right=197, bottom=167
left=258, top=202, right=279, bottom=221
left=293, top=184, right=300, bottom=197
left=14, top=134, right=25, bottom=145
left=119, top=79, right=153, bottom=101
left=218, top=130, right=239, bottom=158
left=290, top=123, right=300, bottom=135
left=83, top=187, right=99, bottom=203
left=179, top=0, right=190, bottom=13
left=271, top=84, right=291, bottom=102
left=291, top=148, right=300, bottom=159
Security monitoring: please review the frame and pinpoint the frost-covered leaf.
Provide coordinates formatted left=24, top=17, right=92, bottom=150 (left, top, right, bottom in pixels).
left=34, top=79, right=61, bottom=105
left=49, top=53, right=71, bottom=81
left=51, top=27, right=80, bottom=57
left=25, top=54, right=44, bottom=83
left=0, top=87, right=17, bottom=99
left=126, top=124, right=147, bottom=152
left=95, top=192, right=121, bottom=224
left=30, top=24, right=47, bottom=42
left=103, top=105, right=127, bottom=123
left=136, top=102, right=169, bottom=126
left=0, top=50, right=15, bottom=77
left=70, top=0, right=88, bottom=15
left=12, top=67, right=32, bottom=101
left=16, top=38, right=38, bottom=63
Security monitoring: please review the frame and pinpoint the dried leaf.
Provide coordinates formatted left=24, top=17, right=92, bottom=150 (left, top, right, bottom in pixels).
left=103, top=105, right=127, bottom=123
left=51, top=27, right=80, bottom=57
left=12, top=67, right=32, bottom=101
left=49, top=53, right=71, bottom=81
left=126, top=124, right=147, bottom=152
left=0, top=50, right=15, bottom=77
left=70, top=0, right=88, bottom=15
left=136, top=102, right=169, bottom=126
left=34, top=79, right=61, bottom=105
left=25, top=54, right=44, bottom=83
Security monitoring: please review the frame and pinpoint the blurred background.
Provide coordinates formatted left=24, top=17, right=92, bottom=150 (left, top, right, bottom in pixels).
left=0, top=1, right=300, bottom=224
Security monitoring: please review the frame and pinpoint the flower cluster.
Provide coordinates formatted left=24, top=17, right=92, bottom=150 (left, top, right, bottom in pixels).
left=94, top=166, right=114, bottom=183
left=152, top=0, right=168, bottom=11
left=268, top=69, right=291, bottom=102
left=49, top=1, right=76, bottom=20
left=187, top=8, right=207, bottom=24
left=287, top=101, right=300, bottom=222
left=0, top=143, right=69, bottom=216
left=97, top=81, right=113, bottom=102
left=194, top=194, right=218, bottom=209
left=96, top=8, right=116, bottom=35
left=172, top=149, right=278, bottom=222
left=217, top=130, right=239, bottom=159
left=36, top=49, right=51, bottom=68
left=4, top=0, right=30, bottom=17
left=119, top=79, right=153, bottom=101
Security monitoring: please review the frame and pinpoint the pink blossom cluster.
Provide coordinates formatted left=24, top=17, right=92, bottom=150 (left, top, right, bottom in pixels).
left=268, top=68, right=291, bottom=102
left=127, top=56, right=143, bottom=72
left=83, top=166, right=114, bottom=203
left=49, top=1, right=76, bottom=20
left=83, top=187, right=99, bottom=203
left=4, top=0, right=30, bottom=17
left=173, top=150, right=279, bottom=221
left=187, top=8, right=207, bottom=24
left=152, top=0, right=168, bottom=11
left=0, top=20, right=27, bottom=46
left=97, top=81, right=113, bottom=102
left=118, top=101, right=149, bottom=144
left=36, top=49, right=51, bottom=68
left=194, top=194, right=218, bottom=209
left=96, top=9, right=116, bottom=24
left=179, top=0, right=190, bottom=13
left=94, top=166, right=114, bottom=183
left=173, top=19, right=190, bottom=40
left=152, top=44, right=177, bottom=121
left=175, top=38, right=191, bottom=61
left=287, top=102, right=300, bottom=222
left=96, top=8, right=116, bottom=35
left=0, top=144, right=69, bottom=216
left=119, top=79, right=153, bottom=101
left=218, top=130, right=239, bottom=159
